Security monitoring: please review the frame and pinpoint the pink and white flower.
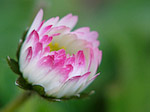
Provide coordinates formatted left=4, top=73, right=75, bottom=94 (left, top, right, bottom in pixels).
left=19, top=9, right=102, bottom=98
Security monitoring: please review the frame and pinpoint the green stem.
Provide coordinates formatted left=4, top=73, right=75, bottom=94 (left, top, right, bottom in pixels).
left=0, top=91, right=33, bottom=112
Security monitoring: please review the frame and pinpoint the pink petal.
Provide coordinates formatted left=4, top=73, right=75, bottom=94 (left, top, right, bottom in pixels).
left=51, top=49, right=66, bottom=68
left=27, top=9, right=43, bottom=37
left=74, top=27, right=90, bottom=33
left=54, top=49, right=66, bottom=59
left=42, top=46, right=50, bottom=55
left=65, top=55, right=75, bottom=65
left=53, top=59, right=65, bottom=68
left=40, top=35, right=53, bottom=46
left=76, top=50, right=85, bottom=66
left=44, top=16, right=59, bottom=27
left=26, top=30, right=39, bottom=44
left=50, top=33, right=60, bottom=37
left=38, top=16, right=59, bottom=35
left=25, top=47, right=33, bottom=62
left=56, top=14, right=78, bottom=29
left=37, top=20, right=45, bottom=32
left=39, top=25, right=53, bottom=37
left=59, top=64, right=73, bottom=81
left=33, top=42, right=43, bottom=57
left=73, top=28, right=99, bottom=47
left=38, top=55, right=54, bottom=67
left=20, top=46, right=33, bottom=71
left=86, top=31, right=99, bottom=42
left=90, top=31, right=98, bottom=39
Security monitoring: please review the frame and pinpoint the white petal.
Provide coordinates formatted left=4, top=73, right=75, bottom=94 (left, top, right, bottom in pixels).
left=52, top=72, right=90, bottom=98
left=77, top=73, right=100, bottom=93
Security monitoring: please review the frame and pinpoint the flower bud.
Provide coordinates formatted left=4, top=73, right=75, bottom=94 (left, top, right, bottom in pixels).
left=8, top=9, right=102, bottom=100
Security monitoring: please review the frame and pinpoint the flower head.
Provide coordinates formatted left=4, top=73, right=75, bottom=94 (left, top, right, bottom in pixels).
left=15, top=9, right=102, bottom=98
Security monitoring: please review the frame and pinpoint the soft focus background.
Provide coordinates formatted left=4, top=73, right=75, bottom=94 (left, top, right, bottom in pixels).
left=0, top=0, right=150, bottom=112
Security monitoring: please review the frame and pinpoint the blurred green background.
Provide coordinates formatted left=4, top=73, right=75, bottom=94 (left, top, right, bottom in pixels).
left=0, top=0, right=150, bottom=112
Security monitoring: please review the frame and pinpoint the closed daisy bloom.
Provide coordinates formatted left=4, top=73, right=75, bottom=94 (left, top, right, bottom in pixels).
left=19, top=9, right=102, bottom=98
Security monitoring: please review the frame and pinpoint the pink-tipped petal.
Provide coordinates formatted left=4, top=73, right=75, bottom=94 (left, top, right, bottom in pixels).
left=27, top=9, right=43, bottom=37
left=65, top=55, right=75, bottom=65
left=26, top=30, right=39, bottom=44
left=40, top=35, right=53, bottom=46
left=61, top=64, right=73, bottom=74
left=42, top=46, right=50, bottom=55
left=76, top=50, right=85, bottom=66
left=25, top=47, right=33, bottom=62
left=37, top=20, right=45, bottom=32
left=51, top=33, right=60, bottom=37
left=38, top=55, right=54, bottom=68
left=39, top=25, right=53, bottom=36
left=53, top=49, right=66, bottom=68
left=33, top=42, right=43, bottom=57
left=20, top=46, right=33, bottom=71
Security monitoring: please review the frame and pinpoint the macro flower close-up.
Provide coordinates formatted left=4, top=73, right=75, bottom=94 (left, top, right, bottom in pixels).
left=18, top=9, right=102, bottom=98
left=0, top=0, right=149, bottom=112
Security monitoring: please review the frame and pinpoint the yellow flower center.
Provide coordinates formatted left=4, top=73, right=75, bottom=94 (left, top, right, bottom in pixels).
left=48, top=43, right=66, bottom=52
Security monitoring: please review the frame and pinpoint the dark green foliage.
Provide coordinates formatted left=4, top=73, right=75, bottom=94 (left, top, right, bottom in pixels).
left=16, top=76, right=32, bottom=90
left=32, top=85, right=45, bottom=96
left=6, top=56, right=21, bottom=75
